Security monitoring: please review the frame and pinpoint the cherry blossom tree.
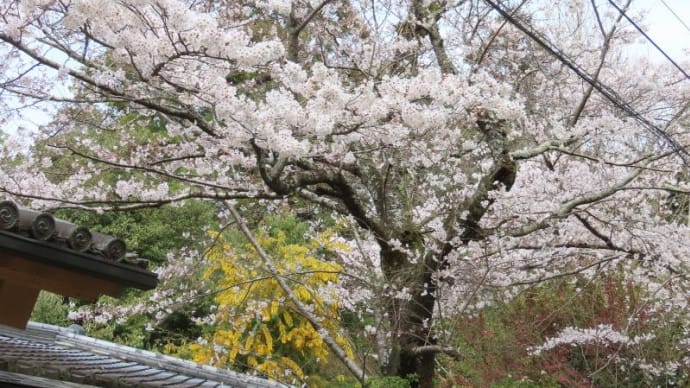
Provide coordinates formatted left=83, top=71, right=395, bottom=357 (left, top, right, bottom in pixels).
left=1, top=0, right=689, bottom=385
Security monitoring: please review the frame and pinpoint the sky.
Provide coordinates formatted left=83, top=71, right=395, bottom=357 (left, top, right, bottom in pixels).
left=631, top=0, right=690, bottom=63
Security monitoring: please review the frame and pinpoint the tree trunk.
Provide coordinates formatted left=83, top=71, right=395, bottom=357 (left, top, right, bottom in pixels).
left=380, top=241, right=439, bottom=388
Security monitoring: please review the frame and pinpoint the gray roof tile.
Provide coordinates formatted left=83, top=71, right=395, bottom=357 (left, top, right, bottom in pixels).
left=0, top=322, right=294, bottom=388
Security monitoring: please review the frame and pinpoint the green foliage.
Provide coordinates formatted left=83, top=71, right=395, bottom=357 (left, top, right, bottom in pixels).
left=225, top=70, right=261, bottom=85
left=367, top=376, right=412, bottom=388
left=224, top=69, right=276, bottom=100
left=53, top=200, right=217, bottom=355
left=490, top=377, right=559, bottom=388
left=303, top=375, right=413, bottom=388
left=264, top=212, right=310, bottom=244
left=146, top=305, right=210, bottom=350
left=56, top=200, right=218, bottom=264
left=84, top=303, right=149, bottom=349
left=30, top=291, right=70, bottom=326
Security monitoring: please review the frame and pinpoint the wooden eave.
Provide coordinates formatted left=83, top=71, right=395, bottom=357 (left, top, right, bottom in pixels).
left=0, top=230, right=158, bottom=329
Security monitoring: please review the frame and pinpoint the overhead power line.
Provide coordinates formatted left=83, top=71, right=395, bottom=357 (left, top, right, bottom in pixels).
left=481, top=0, right=689, bottom=164
left=659, top=0, right=690, bottom=35
left=606, top=0, right=690, bottom=81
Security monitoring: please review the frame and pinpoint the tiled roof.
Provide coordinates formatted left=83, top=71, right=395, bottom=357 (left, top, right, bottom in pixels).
left=0, top=322, right=292, bottom=388
left=0, top=200, right=144, bottom=267
left=0, top=369, right=96, bottom=387
left=0, top=200, right=158, bottom=292
left=0, top=202, right=157, bottom=329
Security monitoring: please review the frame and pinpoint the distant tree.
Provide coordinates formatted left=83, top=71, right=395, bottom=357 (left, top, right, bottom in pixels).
left=57, top=201, right=218, bottom=265
left=30, top=291, right=71, bottom=326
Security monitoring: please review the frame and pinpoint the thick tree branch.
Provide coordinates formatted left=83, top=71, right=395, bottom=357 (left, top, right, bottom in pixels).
left=250, top=140, right=387, bottom=238
left=458, top=151, right=516, bottom=242
left=296, top=188, right=349, bottom=215
left=450, top=118, right=516, bottom=243
left=510, top=137, right=579, bottom=160
left=411, top=345, right=462, bottom=360
left=506, top=163, right=647, bottom=237
left=286, top=1, right=334, bottom=63
left=575, top=213, right=615, bottom=249
left=411, top=0, right=457, bottom=74
left=295, top=0, right=333, bottom=35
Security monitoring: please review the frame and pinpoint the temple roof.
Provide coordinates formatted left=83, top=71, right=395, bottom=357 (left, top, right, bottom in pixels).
left=0, top=200, right=158, bottom=328
left=0, top=322, right=291, bottom=387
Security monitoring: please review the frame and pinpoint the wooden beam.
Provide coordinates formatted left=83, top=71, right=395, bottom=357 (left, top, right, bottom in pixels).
left=0, top=279, right=40, bottom=328
left=0, top=231, right=158, bottom=291
left=0, top=253, right=124, bottom=301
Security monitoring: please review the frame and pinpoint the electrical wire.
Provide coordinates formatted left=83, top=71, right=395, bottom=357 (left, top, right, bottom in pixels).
left=481, top=0, right=689, bottom=164
left=606, top=0, right=690, bottom=81
left=659, top=0, right=690, bottom=35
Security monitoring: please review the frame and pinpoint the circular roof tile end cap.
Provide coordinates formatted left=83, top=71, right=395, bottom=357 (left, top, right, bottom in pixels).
left=0, top=200, right=19, bottom=230
left=31, top=213, right=56, bottom=241
left=68, top=226, right=93, bottom=252
left=101, top=238, right=127, bottom=261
